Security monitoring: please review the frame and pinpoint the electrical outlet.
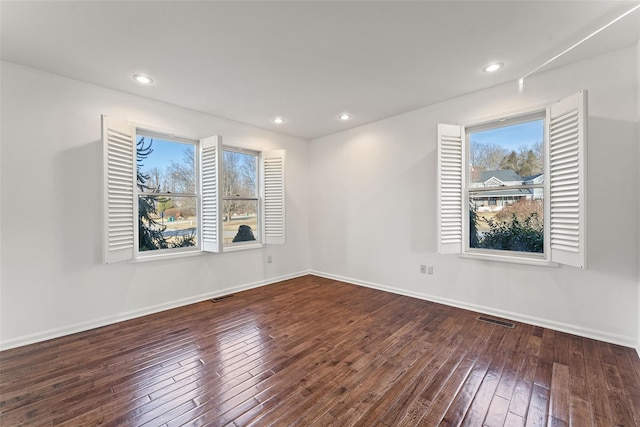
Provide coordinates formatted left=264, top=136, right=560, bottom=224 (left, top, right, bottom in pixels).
left=420, top=264, right=427, bottom=274
left=428, top=266, right=434, bottom=275
left=267, top=255, right=273, bottom=264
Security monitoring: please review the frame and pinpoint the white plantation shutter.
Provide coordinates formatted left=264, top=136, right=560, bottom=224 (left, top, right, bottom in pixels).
left=547, top=90, right=587, bottom=268
left=437, top=124, right=464, bottom=254
left=263, top=150, right=286, bottom=244
left=201, top=135, right=223, bottom=253
left=102, top=115, right=136, bottom=264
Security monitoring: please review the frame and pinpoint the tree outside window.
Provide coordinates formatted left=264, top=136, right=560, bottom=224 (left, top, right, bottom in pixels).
left=136, top=135, right=198, bottom=252
left=222, top=149, right=259, bottom=244
left=467, top=118, right=544, bottom=254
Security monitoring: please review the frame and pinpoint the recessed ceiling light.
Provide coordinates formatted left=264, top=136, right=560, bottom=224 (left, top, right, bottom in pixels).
left=338, top=113, right=351, bottom=121
left=272, top=117, right=285, bottom=124
left=133, top=74, right=154, bottom=85
left=482, top=63, right=504, bottom=73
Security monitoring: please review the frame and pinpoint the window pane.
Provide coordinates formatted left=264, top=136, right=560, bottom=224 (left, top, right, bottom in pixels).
left=138, top=195, right=198, bottom=251
left=223, top=151, right=257, bottom=198
left=469, top=120, right=544, bottom=187
left=470, top=192, right=543, bottom=253
left=137, top=136, right=196, bottom=194
left=223, top=200, right=259, bottom=244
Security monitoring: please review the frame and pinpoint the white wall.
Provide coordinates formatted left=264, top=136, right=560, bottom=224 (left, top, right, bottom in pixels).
left=637, top=40, right=640, bottom=354
left=0, top=63, right=310, bottom=349
left=2, top=46, right=639, bottom=351
left=309, top=46, right=640, bottom=348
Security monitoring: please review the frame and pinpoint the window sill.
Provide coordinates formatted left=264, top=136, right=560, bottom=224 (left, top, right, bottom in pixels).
left=223, top=242, right=264, bottom=252
left=128, top=242, right=265, bottom=262
left=133, top=249, right=205, bottom=263
left=458, top=252, right=559, bottom=267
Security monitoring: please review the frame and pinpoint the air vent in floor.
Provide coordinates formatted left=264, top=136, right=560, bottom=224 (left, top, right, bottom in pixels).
left=211, top=294, right=235, bottom=303
left=477, top=316, right=515, bottom=328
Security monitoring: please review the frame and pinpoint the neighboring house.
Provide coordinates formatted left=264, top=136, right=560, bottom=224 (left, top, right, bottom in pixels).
left=470, top=169, right=542, bottom=211
left=523, top=173, right=544, bottom=199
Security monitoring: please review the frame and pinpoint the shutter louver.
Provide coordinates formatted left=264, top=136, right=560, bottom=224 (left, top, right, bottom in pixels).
left=548, top=90, right=587, bottom=268
left=263, top=150, right=286, bottom=244
left=102, top=115, right=135, bottom=263
left=437, top=124, right=464, bottom=254
left=201, top=135, right=223, bottom=253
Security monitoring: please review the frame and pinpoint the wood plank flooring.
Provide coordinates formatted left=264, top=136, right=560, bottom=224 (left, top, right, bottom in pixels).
left=1, top=275, right=639, bottom=426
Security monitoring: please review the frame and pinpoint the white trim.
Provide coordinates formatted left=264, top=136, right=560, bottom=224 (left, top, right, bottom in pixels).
left=129, top=121, right=196, bottom=142
left=4, top=269, right=634, bottom=353
left=223, top=242, right=264, bottom=252
left=0, top=271, right=310, bottom=351
left=464, top=105, right=548, bottom=130
left=308, top=270, right=638, bottom=349
left=457, top=252, right=559, bottom=267
left=466, top=110, right=545, bottom=133
left=132, top=249, right=204, bottom=263
left=136, top=128, right=199, bottom=147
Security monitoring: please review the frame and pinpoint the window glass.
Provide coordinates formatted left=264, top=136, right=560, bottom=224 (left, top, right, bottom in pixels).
left=469, top=192, right=544, bottom=253
left=223, top=200, right=259, bottom=244
left=469, top=120, right=544, bottom=182
left=136, top=134, right=198, bottom=252
left=223, top=151, right=257, bottom=198
left=468, top=119, right=544, bottom=254
left=103, top=116, right=287, bottom=263
left=222, top=149, right=259, bottom=245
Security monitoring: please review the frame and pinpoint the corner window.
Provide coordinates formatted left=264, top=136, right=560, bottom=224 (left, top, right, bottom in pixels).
left=102, top=116, right=286, bottom=263
left=437, top=90, right=587, bottom=268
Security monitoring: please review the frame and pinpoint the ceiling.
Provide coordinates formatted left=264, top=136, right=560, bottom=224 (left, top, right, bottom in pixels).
left=1, top=1, right=639, bottom=140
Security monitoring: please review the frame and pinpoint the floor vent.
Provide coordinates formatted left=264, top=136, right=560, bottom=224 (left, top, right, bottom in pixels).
left=211, top=294, right=235, bottom=303
left=477, top=316, right=515, bottom=328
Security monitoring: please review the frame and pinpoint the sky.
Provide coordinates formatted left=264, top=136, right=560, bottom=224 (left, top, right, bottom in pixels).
left=138, top=120, right=544, bottom=173
left=469, top=119, right=544, bottom=151
left=137, top=136, right=194, bottom=174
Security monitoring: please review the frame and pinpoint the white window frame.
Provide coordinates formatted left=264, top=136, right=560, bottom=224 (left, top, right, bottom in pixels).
left=102, top=116, right=285, bottom=263
left=464, top=111, right=546, bottom=260
left=221, top=146, right=262, bottom=250
left=437, top=90, right=587, bottom=268
left=135, top=129, right=201, bottom=259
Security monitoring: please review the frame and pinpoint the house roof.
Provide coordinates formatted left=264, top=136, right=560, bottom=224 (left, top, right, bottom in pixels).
left=523, top=173, right=544, bottom=184
left=473, top=169, right=523, bottom=183
left=522, top=173, right=543, bottom=181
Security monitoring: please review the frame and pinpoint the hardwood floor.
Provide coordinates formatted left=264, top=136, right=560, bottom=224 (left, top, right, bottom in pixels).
left=1, top=275, right=639, bottom=426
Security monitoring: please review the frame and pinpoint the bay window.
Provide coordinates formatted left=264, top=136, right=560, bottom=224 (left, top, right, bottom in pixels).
left=102, top=116, right=285, bottom=263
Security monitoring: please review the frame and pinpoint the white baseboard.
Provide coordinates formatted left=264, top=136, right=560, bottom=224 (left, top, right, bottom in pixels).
left=0, top=271, right=310, bottom=351
left=309, top=270, right=639, bottom=350
left=4, top=270, right=638, bottom=356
